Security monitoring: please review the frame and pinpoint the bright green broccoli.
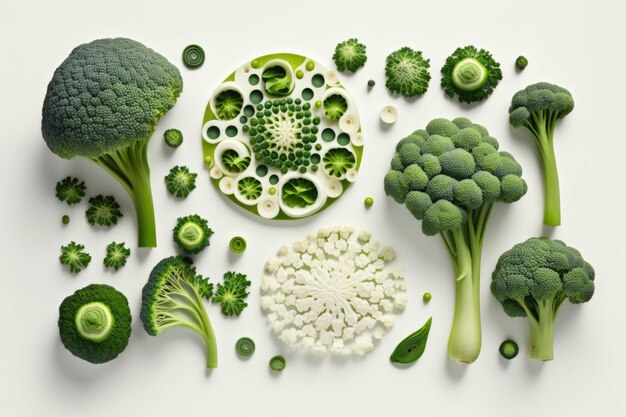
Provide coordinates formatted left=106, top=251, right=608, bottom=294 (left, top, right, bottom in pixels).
left=515, top=56, right=528, bottom=70
left=237, top=177, right=263, bottom=201
left=385, top=47, right=431, bottom=97
left=42, top=38, right=183, bottom=247
left=60, top=241, right=92, bottom=273
left=163, top=129, right=183, bottom=148
left=323, top=94, right=348, bottom=121
left=262, top=65, right=292, bottom=96
left=222, top=150, right=250, bottom=173
left=440, top=45, right=502, bottom=104
left=59, top=284, right=132, bottom=364
left=491, top=237, right=595, bottom=361
left=164, top=165, right=197, bottom=198
left=86, top=195, right=122, bottom=227
left=104, top=241, right=131, bottom=271
left=212, top=271, right=251, bottom=316
left=140, top=256, right=217, bottom=368
left=384, top=118, right=527, bottom=363
left=215, top=89, right=244, bottom=120
left=281, top=178, right=319, bottom=208
left=509, top=82, right=574, bottom=226
left=332, top=38, right=367, bottom=73
left=55, top=176, right=86, bottom=205
left=323, top=148, right=356, bottom=178
left=173, top=214, right=214, bottom=255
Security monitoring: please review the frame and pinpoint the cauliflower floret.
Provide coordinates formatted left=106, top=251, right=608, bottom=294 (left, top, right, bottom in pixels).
left=277, top=245, right=289, bottom=256
left=292, top=239, right=308, bottom=253
left=357, top=230, right=372, bottom=243
left=260, top=295, right=275, bottom=310
left=394, top=292, right=408, bottom=310
left=265, top=257, right=281, bottom=273
left=279, top=328, right=298, bottom=345
left=381, top=245, right=396, bottom=261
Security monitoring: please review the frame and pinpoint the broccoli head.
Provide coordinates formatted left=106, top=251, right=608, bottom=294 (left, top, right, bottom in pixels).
left=212, top=271, right=252, bottom=316
left=384, top=117, right=527, bottom=364
left=509, top=82, right=574, bottom=226
left=140, top=256, right=217, bottom=368
left=332, top=38, right=367, bottom=73
left=42, top=38, right=183, bottom=247
left=491, top=237, right=594, bottom=361
left=385, top=47, right=431, bottom=97
left=58, top=284, right=132, bottom=364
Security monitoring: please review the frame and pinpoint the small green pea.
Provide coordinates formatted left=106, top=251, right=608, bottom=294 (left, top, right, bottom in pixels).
left=62, top=215, right=70, bottom=225
left=364, top=197, right=374, bottom=207
left=423, top=292, right=432, bottom=302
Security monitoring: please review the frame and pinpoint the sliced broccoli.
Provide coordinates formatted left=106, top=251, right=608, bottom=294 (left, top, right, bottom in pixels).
left=222, top=150, right=250, bottom=173
left=86, top=195, right=123, bottom=227
left=173, top=214, right=214, bottom=255
left=323, top=148, right=356, bottom=178
left=55, top=177, right=86, bottom=205
left=323, top=94, right=348, bottom=121
left=195, top=276, right=214, bottom=301
left=509, top=82, right=574, bottom=226
left=262, top=65, right=292, bottom=96
left=499, top=339, right=519, bottom=360
left=140, top=256, right=217, bottom=368
left=60, top=241, right=92, bottom=273
left=237, top=177, right=263, bottom=201
left=332, top=38, right=367, bottom=73
left=165, top=165, right=197, bottom=199
left=163, top=129, right=183, bottom=148
left=42, top=38, right=183, bottom=247
left=515, top=56, right=528, bottom=70
left=215, top=89, right=243, bottom=120
left=440, top=45, right=502, bottom=104
left=212, top=271, right=251, bottom=317
left=384, top=47, right=431, bottom=97
left=58, top=284, right=132, bottom=364
left=384, top=118, right=527, bottom=364
left=281, top=178, right=319, bottom=208
left=492, top=237, right=595, bottom=361
left=103, top=242, right=131, bottom=271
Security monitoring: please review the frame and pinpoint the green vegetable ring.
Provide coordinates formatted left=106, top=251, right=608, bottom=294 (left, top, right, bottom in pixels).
left=235, top=337, right=255, bottom=357
left=182, top=44, right=205, bottom=68
left=229, top=236, right=247, bottom=253
left=269, top=355, right=286, bottom=371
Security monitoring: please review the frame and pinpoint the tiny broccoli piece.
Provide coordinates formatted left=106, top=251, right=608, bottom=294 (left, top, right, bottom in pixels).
left=367, top=79, right=376, bottom=87
left=262, top=65, right=292, bottom=96
left=58, top=284, right=132, bottom=364
left=235, top=337, right=255, bottom=357
left=60, top=241, right=92, bottom=273
left=62, top=215, right=70, bottom=225
left=323, top=94, right=348, bottom=121
left=281, top=178, right=319, bottom=208
left=182, top=44, right=205, bottom=68
left=215, top=89, right=243, bottom=120
left=323, top=148, right=356, bottom=178
left=103, top=242, right=131, bottom=271
left=332, top=38, right=367, bottom=73
left=140, top=256, right=217, bottom=368
left=55, top=177, right=86, bottom=205
left=222, top=150, right=250, bottom=173
left=195, top=275, right=214, bottom=301
left=499, top=340, right=519, bottom=360
left=229, top=236, right=247, bottom=254
left=515, top=56, right=528, bottom=70
left=173, top=214, right=214, bottom=255
left=237, top=177, right=263, bottom=201
left=163, top=129, right=183, bottom=148
left=86, top=195, right=123, bottom=227
left=212, top=271, right=251, bottom=317
left=440, top=45, right=503, bottom=103
left=384, top=47, right=431, bottom=97
left=165, top=165, right=197, bottom=198
left=269, top=355, right=286, bottom=372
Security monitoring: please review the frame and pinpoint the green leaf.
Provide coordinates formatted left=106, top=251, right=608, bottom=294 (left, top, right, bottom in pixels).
left=390, top=317, right=432, bottom=365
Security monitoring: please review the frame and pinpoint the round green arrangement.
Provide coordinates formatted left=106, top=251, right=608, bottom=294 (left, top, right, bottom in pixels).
left=202, top=53, right=363, bottom=220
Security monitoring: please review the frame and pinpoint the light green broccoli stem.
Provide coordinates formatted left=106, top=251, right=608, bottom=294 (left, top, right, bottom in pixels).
left=529, top=299, right=556, bottom=361
left=190, top=285, right=218, bottom=368
left=92, top=140, right=156, bottom=247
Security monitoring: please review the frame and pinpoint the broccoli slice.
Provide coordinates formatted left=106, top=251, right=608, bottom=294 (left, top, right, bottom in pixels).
left=60, top=241, right=92, bottom=273
left=499, top=339, right=519, bottom=360
left=55, top=176, right=86, bottom=205
left=173, top=214, right=214, bottom=255
left=103, top=242, right=131, bottom=271
left=222, top=150, right=250, bottom=173
left=323, top=94, right=348, bottom=121
left=215, top=90, right=244, bottom=120
left=332, top=38, right=367, bottom=73
left=515, top=56, right=528, bottom=70
left=86, top=195, right=123, bottom=227
left=281, top=178, right=319, bottom=208
left=212, top=271, right=251, bottom=316
left=237, top=177, right=263, bottom=201
left=165, top=165, right=197, bottom=198
left=262, top=65, right=292, bottom=96
left=322, top=148, right=356, bottom=178
left=385, top=47, right=431, bottom=97
left=163, top=129, right=183, bottom=148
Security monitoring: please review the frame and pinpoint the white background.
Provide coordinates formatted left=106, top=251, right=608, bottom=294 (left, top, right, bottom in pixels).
left=1, top=0, right=623, bottom=416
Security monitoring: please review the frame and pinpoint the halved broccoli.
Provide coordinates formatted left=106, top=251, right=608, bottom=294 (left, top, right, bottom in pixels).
left=60, top=241, right=92, bottom=273
left=215, top=89, right=243, bottom=120
left=385, top=47, right=431, bottom=97
left=323, top=148, right=356, bottom=178
left=173, top=214, right=214, bottom=255
left=222, top=150, right=250, bottom=173
left=440, top=45, right=502, bottom=104
left=332, top=38, right=367, bottom=73
left=212, top=271, right=251, bottom=316
left=59, top=284, right=132, bottom=364
left=281, top=178, right=319, bottom=208
left=323, top=94, right=348, bottom=121
left=509, top=82, right=574, bottom=226
left=42, top=38, right=183, bottom=247
left=103, top=241, right=131, bottom=271
left=492, top=237, right=595, bottom=361
left=55, top=176, right=86, bottom=205
left=86, top=195, right=123, bottom=227
left=163, top=129, right=183, bottom=148
left=140, top=256, right=217, bottom=368
left=237, top=177, right=263, bottom=201
left=164, top=165, right=197, bottom=199
left=499, top=339, right=519, bottom=360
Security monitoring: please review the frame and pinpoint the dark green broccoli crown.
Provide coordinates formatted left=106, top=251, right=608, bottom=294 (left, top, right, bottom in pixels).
left=384, top=117, right=527, bottom=236
left=491, top=237, right=595, bottom=317
left=508, top=82, right=574, bottom=127
left=58, top=284, right=131, bottom=364
left=212, top=271, right=251, bottom=316
left=172, top=214, right=213, bottom=255
left=86, top=195, right=123, bottom=227
left=42, top=38, right=183, bottom=159
left=333, top=38, right=367, bottom=72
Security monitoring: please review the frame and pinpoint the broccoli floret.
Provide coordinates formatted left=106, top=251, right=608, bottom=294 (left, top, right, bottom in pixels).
left=332, top=38, right=367, bottom=73
left=237, top=177, right=263, bottom=201
left=384, top=118, right=527, bottom=364
left=212, top=271, right=251, bottom=316
left=60, top=241, right=92, bottom=273
left=492, top=237, right=595, bottom=360
left=509, top=82, right=574, bottom=226
left=499, top=339, right=519, bottom=360
left=140, top=256, right=217, bottom=368
left=86, top=195, right=123, bottom=227
left=385, top=47, right=431, bottom=97
left=103, top=241, right=131, bottom=271
left=440, top=45, right=503, bottom=104
left=322, top=148, right=356, bottom=178
left=215, top=89, right=244, bottom=120
left=262, top=65, right=292, bottom=96
left=55, top=176, right=86, bottom=205
left=222, top=150, right=250, bottom=173
left=58, top=284, right=132, bottom=364
left=164, top=165, right=197, bottom=199
left=515, top=56, right=528, bottom=70
left=42, top=38, right=183, bottom=247
left=323, top=94, right=348, bottom=121
left=173, top=214, right=214, bottom=255
left=163, top=129, right=183, bottom=148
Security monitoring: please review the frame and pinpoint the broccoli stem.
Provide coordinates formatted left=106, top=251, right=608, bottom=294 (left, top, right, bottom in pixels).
left=529, top=300, right=556, bottom=361
left=191, top=287, right=218, bottom=368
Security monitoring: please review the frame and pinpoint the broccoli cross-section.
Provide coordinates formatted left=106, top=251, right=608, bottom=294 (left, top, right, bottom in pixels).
left=212, top=271, right=251, bottom=317
left=60, top=241, right=92, bottom=273
left=332, top=38, right=367, bottom=73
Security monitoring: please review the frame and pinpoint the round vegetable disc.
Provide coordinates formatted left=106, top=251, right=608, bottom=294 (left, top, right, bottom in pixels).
left=202, top=53, right=363, bottom=220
